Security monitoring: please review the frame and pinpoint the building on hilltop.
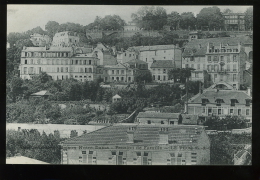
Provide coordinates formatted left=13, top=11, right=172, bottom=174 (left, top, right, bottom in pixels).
left=223, top=13, right=245, bottom=31
left=52, top=31, right=80, bottom=47
left=30, top=33, right=52, bottom=47
left=123, top=21, right=141, bottom=31
left=60, top=124, right=210, bottom=165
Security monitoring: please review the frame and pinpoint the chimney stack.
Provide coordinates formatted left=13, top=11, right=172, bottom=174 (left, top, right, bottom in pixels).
left=159, top=127, right=169, bottom=144
left=127, top=127, right=136, bottom=143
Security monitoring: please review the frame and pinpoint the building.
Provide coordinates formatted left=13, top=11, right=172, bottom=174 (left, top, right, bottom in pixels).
left=182, top=36, right=252, bottom=90
left=223, top=13, right=245, bottom=31
left=181, top=114, right=199, bottom=125
left=136, top=112, right=181, bottom=125
left=234, top=144, right=251, bottom=165
left=52, top=31, right=80, bottom=47
left=102, top=63, right=134, bottom=83
left=30, top=90, right=52, bottom=99
left=243, top=66, right=252, bottom=88
left=123, top=22, right=141, bottom=31
left=117, top=48, right=138, bottom=64
left=30, top=33, right=52, bottom=47
left=151, top=60, right=175, bottom=82
left=190, top=70, right=210, bottom=87
left=124, top=59, right=148, bottom=70
left=60, top=124, right=210, bottom=165
left=128, top=44, right=182, bottom=69
left=112, top=94, right=121, bottom=103
left=185, top=86, right=252, bottom=121
left=189, top=31, right=202, bottom=41
left=19, top=45, right=101, bottom=81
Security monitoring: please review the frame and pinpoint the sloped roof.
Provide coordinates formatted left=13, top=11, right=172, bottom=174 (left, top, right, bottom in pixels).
left=150, top=60, right=175, bottom=68
left=125, top=59, right=147, bottom=65
left=181, top=114, right=198, bottom=125
left=112, top=94, right=121, bottom=99
left=31, top=90, right=52, bottom=96
left=103, top=51, right=118, bottom=65
left=137, top=112, right=180, bottom=119
left=189, top=90, right=251, bottom=104
left=105, top=63, right=126, bottom=69
left=62, top=124, right=206, bottom=146
left=183, top=36, right=253, bottom=57
left=6, top=156, right=49, bottom=164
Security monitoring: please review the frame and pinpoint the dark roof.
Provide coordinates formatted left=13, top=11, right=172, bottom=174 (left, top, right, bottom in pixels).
left=103, top=51, right=118, bottom=65
left=189, top=90, right=251, bottom=105
left=126, top=59, right=147, bottom=65
left=137, top=112, right=180, bottom=119
left=63, top=124, right=206, bottom=146
left=183, top=36, right=253, bottom=57
left=181, top=114, right=198, bottom=125
left=150, top=60, right=175, bottom=68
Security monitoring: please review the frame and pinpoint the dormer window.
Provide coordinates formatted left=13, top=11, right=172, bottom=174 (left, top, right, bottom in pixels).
left=245, top=99, right=251, bottom=106
left=231, top=99, right=238, bottom=106
left=216, top=99, right=224, bottom=106
left=202, top=99, right=209, bottom=106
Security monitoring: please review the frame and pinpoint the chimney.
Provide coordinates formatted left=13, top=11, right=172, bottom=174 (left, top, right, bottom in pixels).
left=127, top=127, right=136, bottom=143
left=159, top=127, right=169, bottom=144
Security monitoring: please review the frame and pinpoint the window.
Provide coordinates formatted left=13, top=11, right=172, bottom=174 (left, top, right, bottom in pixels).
left=238, top=109, right=241, bottom=115
left=30, top=59, right=33, bottom=64
left=161, top=121, right=164, bottom=124
left=158, top=75, right=160, bottom=80
left=227, top=64, right=230, bottom=71
left=24, top=60, right=27, bottom=64
left=246, top=109, right=250, bottom=115
left=153, top=75, right=155, bottom=80
left=61, top=67, right=63, bottom=72
left=220, top=56, right=224, bottom=62
left=233, top=55, right=237, bottom=62
left=163, top=76, right=166, bottom=81
left=233, top=74, right=237, bottom=81
left=57, top=67, right=59, bottom=72
left=65, top=67, right=68, bottom=72
left=163, top=69, right=166, bottom=73
left=202, top=99, right=209, bottom=106
left=147, top=120, right=151, bottom=124
left=197, top=64, right=200, bottom=70
left=230, top=109, right=234, bottom=114
left=214, top=56, right=218, bottom=62
left=227, top=56, right=230, bottom=63
left=121, top=77, right=124, bottom=81
left=214, top=74, right=217, bottom=80
left=164, top=57, right=166, bottom=59
left=76, top=60, right=78, bottom=65
left=121, top=70, right=124, bottom=75
left=233, top=64, right=237, bottom=72
left=191, top=64, right=194, bottom=68
left=231, top=99, right=237, bottom=106
left=195, top=72, right=199, bottom=78
left=129, top=54, right=131, bottom=57
left=89, top=60, right=92, bottom=65
left=208, top=56, right=211, bottom=62
left=218, top=109, right=221, bottom=115
left=112, top=70, right=114, bottom=74
left=23, top=67, right=27, bottom=74
left=246, top=99, right=251, bottom=106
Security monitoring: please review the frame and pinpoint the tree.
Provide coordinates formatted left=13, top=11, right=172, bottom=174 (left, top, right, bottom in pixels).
left=45, top=21, right=60, bottom=38
left=131, top=6, right=167, bottom=30
left=180, top=12, right=196, bottom=30
left=223, top=8, right=233, bottom=14
left=6, top=77, right=24, bottom=102
left=134, top=70, right=152, bottom=83
left=196, top=6, right=224, bottom=30
left=167, top=11, right=181, bottom=30
left=244, top=7, right=253, bottom=30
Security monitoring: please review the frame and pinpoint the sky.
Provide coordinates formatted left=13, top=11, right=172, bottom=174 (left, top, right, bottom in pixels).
left=7, top=5, right=252, bottom=34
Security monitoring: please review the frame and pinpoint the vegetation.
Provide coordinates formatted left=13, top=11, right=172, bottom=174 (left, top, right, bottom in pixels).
left=6, top=129, right=64, bottom=164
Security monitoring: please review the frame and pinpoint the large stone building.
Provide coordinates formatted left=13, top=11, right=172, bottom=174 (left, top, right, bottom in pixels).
left=185, top=82, right=252, bottom=121
left=126, top=44, right=182, bottom=70
left=60, top=124, right=210, bottom=165
left=52, top=31, right=80, bottom=47
left=182, top=36, right=252, bottom=90
left=223, top=13, right=245, bottom=31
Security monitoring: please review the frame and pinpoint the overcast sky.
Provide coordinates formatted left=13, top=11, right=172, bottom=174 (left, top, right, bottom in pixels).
left=7, top=5, right=252, bottom=34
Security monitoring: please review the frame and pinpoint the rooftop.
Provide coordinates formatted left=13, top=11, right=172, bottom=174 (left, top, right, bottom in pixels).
left=62, top=124, right=206, bottom=146
left=189, top=90, right=251, bottom=104
left=30, top=90, right=52, bottom=96
left=137, top=112, right=180, bottom=119
left=150, top=60, right=175, bottom=68
left=103, top=52, right=118, bottom=66
left=125, top=59, right=147, bottom=65
left=6, top=156, right=49, bottom=164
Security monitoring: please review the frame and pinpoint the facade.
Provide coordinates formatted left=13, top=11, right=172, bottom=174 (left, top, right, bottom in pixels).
left=123, top=22, right=141, bottom=31
left=128, top=44, right=182, bottom=69
left=223, top=13, right=245, bottom=31
left=52, top=31, right=80, bottom=47
left=185, top=87, right=252, bottom=120
left=102, top=63, right=134, bottom=83
left=150, top=60, right=175, bottom=82
left=182, top=37, right=252, bottom=90
left=61, top=124, right=210, bottom=165
left=243, top=67, right=252, bottom=88
left=30, top=33, right=52, bottom=47
left=190, top=70, right=210, bottom=87
left=117, top=49, right=138, bottom=64
left=136, top=112, right=181, bottom=125
left=124, top=59, right=148, bottom=70
left=189, top=31, right=202, bottom=41
left=112, top=94, right=121, bottom=103
left=19, top=46, right=100, bottom=81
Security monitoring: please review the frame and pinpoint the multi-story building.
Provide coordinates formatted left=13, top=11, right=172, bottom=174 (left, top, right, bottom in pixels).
left=30, top=33, right=52, bottom=47
left=123, top=22, right=141, bottom=31
left=182, top=37, right=252, bottom=90
left=19, top=46, right=100, bottom=81
left=223, top=13, right=245, bottom=31
left=190, top=70, right=211, bottom=88
left=127, top=45, right=182, bottom=70
left=60, top=124, right=210, bottom=165
left=52, top=31, right=80, bottom=47
left=102, top=63, right=134, bottom=83
left=136, top=112, right=181, bottom=125
left=150, top=60, right=175, bottom=82
left=117, top=49, right=138, bottom=64
left=185, top=83, right=252, bottom=121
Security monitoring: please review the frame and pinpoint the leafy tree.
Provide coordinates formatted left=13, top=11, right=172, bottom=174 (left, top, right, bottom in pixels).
left=196, top=6, right=224, bottom=30
left=131, top=6, right=167, bottom=30
left=45, top=21, right=60, bottom=38
left=223, top=8, right=233, bottom=14
left=244, top=7, right=253, bottom=30
left=167, top=11, right=181, bottom=30
left=179, top=12, right=196, bottom=30
left=134, top=70, right=152, bottom=83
